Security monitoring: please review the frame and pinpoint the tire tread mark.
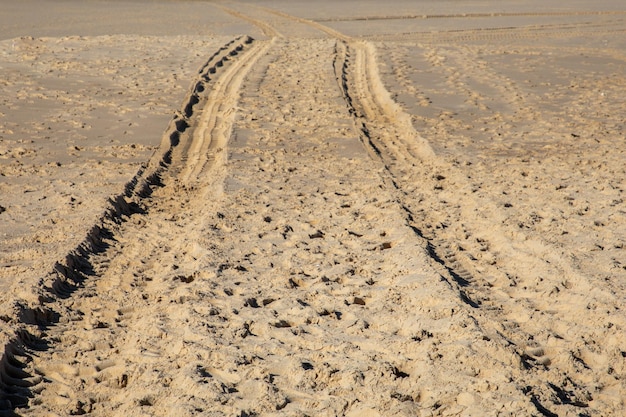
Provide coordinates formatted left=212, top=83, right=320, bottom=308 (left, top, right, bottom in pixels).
left=174, top=36, right=269, bottom=184
left=216, top=4, right=282, bottom=38
left=332, top=32, right=597, bottom=416
left=0, top=35, right=263, bottom=413
left=213, top=7, right=616, bottom=414
left=334, top=40, right=479, bottom=304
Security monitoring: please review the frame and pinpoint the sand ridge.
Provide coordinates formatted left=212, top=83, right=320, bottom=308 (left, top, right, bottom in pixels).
left=1, top=1, right=625, bottom=416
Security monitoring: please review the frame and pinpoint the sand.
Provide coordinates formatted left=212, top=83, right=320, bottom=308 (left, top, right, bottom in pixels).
left=1, top=1, right=625, bottom=416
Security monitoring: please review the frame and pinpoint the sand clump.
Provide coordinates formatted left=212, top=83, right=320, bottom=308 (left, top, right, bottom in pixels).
left=1, top=1, right=625, bottom=416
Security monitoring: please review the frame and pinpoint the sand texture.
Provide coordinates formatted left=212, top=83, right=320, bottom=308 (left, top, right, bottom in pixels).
left=1, top=1, right=625, bottom=416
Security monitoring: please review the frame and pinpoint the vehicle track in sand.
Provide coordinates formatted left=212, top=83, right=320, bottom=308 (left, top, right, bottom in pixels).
left=1, top=2, right=624, bottom=416
left=0, top=34, right=268, bottom=415
left=223, top=3, right=626, bottom=415
left=333, top=39, right=623, bottom=417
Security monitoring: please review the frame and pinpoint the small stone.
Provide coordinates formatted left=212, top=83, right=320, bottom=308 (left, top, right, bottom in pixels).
left=353, top=297, right=366, bottom=305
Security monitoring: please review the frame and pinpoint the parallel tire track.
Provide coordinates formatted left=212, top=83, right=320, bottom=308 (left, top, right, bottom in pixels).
left=0, top=35, right=266, bottom=414
left=177, top=37, right=271, bottom=184
left=215, top=4, right=282, bottom=38
left=211, top=5, right=585, bottom=414
left=2, top=3, right=623, bottom=416
left=242, top=5, right=619, bottom=415
left=332, top=26, right=620, bottom=417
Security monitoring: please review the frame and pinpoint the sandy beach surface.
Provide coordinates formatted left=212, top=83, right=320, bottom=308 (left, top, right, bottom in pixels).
left=1, top=1, right=625, bottom=415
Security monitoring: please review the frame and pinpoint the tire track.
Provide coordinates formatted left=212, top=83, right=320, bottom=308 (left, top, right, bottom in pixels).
left=333, top=34, right=621, bottom=417
left=215, top=4, right=282, bottom=39
left=332, top=24, right=625, bottom=417
left=226, top=4, right=624, bottom=415
left=2, top=4, right=623, bottom=416
left=334, top=41, right=488, bottom=303
left=176, top=37, right=271, bottom=184
left=0, top=34, right=266, bottom=414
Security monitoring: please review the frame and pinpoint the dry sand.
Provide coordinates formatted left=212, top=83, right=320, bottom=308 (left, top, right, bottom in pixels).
left=1, top=1, right=625, bottom=416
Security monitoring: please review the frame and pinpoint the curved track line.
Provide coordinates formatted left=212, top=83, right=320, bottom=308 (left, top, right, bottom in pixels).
left=216, top=3, right=282, bottom=38
left=256, top=6, right=351, bottom=42
left=232, top=4, right=622, bottom=413
left=333, top=39, right=579, bottom=417
left=0, top=35, right=267, bottom=413
left=178, top=37, right=271, bottom=184
left=348, top=41, right=436, bottom=161
left=331, top=18, right=624, bottom=417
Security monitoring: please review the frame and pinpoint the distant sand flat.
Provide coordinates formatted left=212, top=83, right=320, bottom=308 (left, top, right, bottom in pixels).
left=1, top=1, right=625, bottom=416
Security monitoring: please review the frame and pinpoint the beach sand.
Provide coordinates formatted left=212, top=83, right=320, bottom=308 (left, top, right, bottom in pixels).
left=1, top=1, right=625, bottom=415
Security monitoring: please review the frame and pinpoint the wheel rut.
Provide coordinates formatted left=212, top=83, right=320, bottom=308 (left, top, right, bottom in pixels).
left=224, top=4, right=624, bottom=415
left=0, top=34, right=267, bottom=415
left=333, top=25, right=620, bottom=417
left=1, top=3, right=624, bottom=416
